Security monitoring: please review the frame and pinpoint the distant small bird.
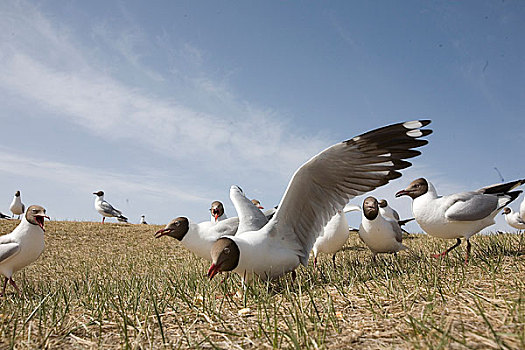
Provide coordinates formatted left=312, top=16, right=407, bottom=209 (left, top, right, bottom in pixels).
left=378, top=199, right=400, bottom=221
left=502, top=207, right=525, bottom=230
left=140, top=215, right=148, bottom=225
left=396, top=178, right=525, bottom=262
left=0, top=205, right=49, bottom=296
left=0, top=212, right=10, bottom=219
left=358, top=197, right=408, bottom=258
left=93, top=191, right=128, bottom=223
left=312, top=204, right=361, bottom=268
left=9, top=191, right=25, bottom=219
left=251, top=199, right=264, bottom=209
left=210, top=201, right=227, bottom=223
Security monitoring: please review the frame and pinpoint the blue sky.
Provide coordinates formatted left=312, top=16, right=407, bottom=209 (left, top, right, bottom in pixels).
left=0, top=1, right=524, bottom=232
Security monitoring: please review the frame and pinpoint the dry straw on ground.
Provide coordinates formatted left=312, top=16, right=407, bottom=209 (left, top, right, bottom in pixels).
left=0, top=220, right=523, bottom=349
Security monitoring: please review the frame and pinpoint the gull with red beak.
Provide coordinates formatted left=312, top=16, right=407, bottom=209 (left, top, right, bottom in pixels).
left=207, top=120, right=432, bottom=282
left=9, top=191, right=25, bottom=219
left=156, top=186, right=272, bottom=261
left=395, top=178, right=525, bottom=262
left=0, top=205, right=49, bottom=296
left=93, top=191, right=128, bottom=223
left=210, top=201, right=227, bottom=223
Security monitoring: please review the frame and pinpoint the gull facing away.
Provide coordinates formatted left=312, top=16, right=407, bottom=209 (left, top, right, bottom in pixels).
left=155, top=186, right=272, bottom=262
left=502, top=207, right=525, bottom=230
left=0, top=205, right=49, bottom=296
left=93, top=191, right=128, bottom=223
left=140, top=215, right=148, bottom=225
left=312, top=203, right=361, bottom=268
left=358, top=196, right=408, bottom=258
left=207, top=120, right=432, bottom=282
left=9, top=191, right=25, bottom=219
left=378, top=199, right=400, bottom=221
left=396, top=178, right=525, bottom=262
left=210, top=201, right=227, bottom=223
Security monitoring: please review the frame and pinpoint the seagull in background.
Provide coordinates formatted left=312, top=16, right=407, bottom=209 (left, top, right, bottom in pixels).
left=251, top=199, right=264, bottom=209
left=207, top=120, right=432, bottom=282
left=93, top=191, right=128, bottom=223
left=140, top=215, right=148, bottom=225
left=0, top=205, right=49, bottom=296
left=210, top=201, right=227, bottom=223
left=396, top=178, right=525, bottom=263
left=312, top=203, right=361, bottom=268
left=9, top=191, right=25, bottom=219
left=378, top=199, right=400, bottom=221
left=502, top=207, right=525, bottom=230
left=358, top=196, right=409, bottom=259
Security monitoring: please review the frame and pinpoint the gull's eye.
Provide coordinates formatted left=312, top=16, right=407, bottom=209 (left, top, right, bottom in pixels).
left=224, top=247, right=230, bottom=255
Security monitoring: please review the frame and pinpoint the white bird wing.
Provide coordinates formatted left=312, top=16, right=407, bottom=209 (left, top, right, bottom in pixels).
left=0, top=241, right=20, bottom=264
left=230, top=186, right=269, bottom=234
left=444, top=192, right=498, bottom=221
left=343, top=204, right=361, bottom=213
left=520, top=197, right=525, bottom=220
left=267, top=120, right=432, bottom=265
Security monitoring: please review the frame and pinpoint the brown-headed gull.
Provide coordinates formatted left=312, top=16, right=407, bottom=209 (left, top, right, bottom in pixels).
left=312, top=203, right=361, bottom=268
left=0, top=205, right=49, bottom=296
left=155, top=186, right=271, bottom=261
left=502, top=207, right=525, bottom=230
left=93, top=191, right=128, bottom=223
left=396, top=178, right=525, bottom=262
left=207, top=120, right=432, bottom=282
left=140, top=215, right=148, bottom=224
left=9, top=191, right=25, bottom=219
left=210, top=201, right=227, bottom=222
left=358, top=196, right=408, bottom=258
left=378, top=199, right=399, bottom=221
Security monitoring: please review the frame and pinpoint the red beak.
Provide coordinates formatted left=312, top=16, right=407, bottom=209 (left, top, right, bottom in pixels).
left=207, top=263, right=221, bottom=279
left=395, top=190, right=409, bottom=198
left=214, top=213, right=219, bottom=221
left=154, top=228, right=170, bottom=238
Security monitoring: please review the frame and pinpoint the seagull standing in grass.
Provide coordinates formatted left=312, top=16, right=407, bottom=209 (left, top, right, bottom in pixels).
left=155, top=186, right=271, bottom=261
left=312, top=204, right=361, bottom=268
left=396, top=178, right=525, bottom=262
left=140, top=215, right=148, bottom=225
left=210, top=201, right=227, bottom=223
left=9, top=191, right=25, bottom=219
left=502, top=207, right=525, bottom=230
left=0, top=205, right=49, bottom=296
left=207, top=120, right=432, bottom=282
left=358, top=196, right=408, bottom=258
left=378, top=199, right=400, bottom=221
left=93, top=191, right=128, bottom=223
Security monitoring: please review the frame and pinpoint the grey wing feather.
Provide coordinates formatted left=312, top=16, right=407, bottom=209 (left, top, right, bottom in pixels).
left=269, top=120, right=432, bottom=265
left=388, top=218, right=403, bottom=243
left=444, top=192, right=498, bottom=221
left=0, top=242, right=20, bottom=263
left=101, top=200, right=121, bottom=216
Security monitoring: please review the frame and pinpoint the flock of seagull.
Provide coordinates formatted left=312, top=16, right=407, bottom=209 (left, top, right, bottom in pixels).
left=1, top=120, right=524, bottom=295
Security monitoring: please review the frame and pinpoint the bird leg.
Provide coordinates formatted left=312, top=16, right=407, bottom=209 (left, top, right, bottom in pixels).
left=291, top=270, right=297, bottom=282
left=332, top=254, right=337, bottom=269
left=465, top=239, right=471, bottom=264
left=9, top=278, right=20, bottom=295
left=432, top=238, right=461, bottom=258
left=313, top=257, right=318, bottom=269
left=102, top=217, right=105, bottom=224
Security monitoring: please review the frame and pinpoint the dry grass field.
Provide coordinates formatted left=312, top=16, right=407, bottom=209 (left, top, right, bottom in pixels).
left=0, top=220, right=523, bottom=349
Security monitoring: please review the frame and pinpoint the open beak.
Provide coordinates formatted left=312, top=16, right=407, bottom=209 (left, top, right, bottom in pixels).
left=258, top=206, right=264, bottom=209
left=154, top=228, right=172, bottom=238
left=35, top=214, right=50, bottom=231
left=395, top=189, right=409, bottom=198
left=207, top=263, right=221, bottom=279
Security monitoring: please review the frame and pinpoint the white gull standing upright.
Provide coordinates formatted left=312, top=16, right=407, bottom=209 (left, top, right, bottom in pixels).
left=502, top=207, right=525, bottom=230
left=312, top=203, right=361, bottom=268
left=9, top=191, right=25, bottom=219
left=358, top=196, right=408, bottom=258
left=396, top=178, right=525, bottom=262
left=207, top=120, right=432, bottom=282
left=93, top=191, right=128, bottom=223
left=0, top=205, right=49, bottom=296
